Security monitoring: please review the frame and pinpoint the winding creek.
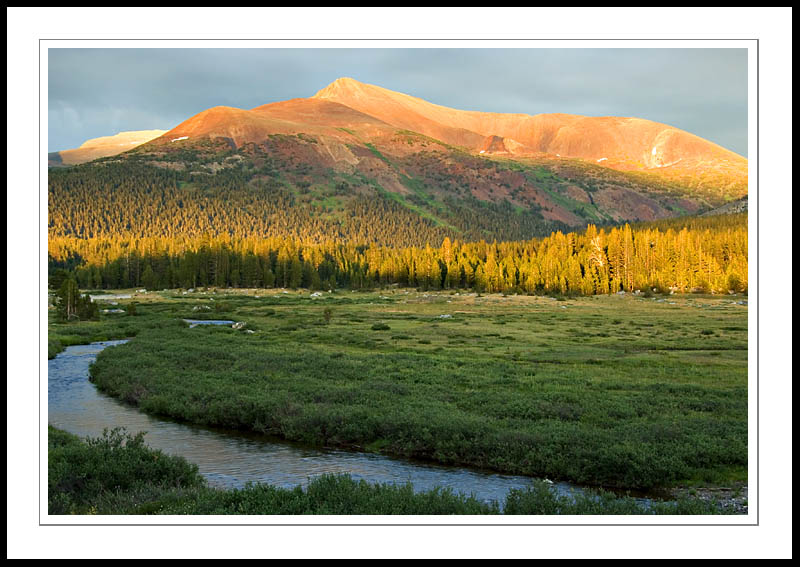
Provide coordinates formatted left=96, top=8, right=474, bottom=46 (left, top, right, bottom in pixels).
left=48, top=339, right=658, bottom=508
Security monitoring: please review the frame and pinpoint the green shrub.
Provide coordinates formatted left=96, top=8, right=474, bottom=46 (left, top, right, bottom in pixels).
left=48, top=427, right=204, bottom=515
left=214, top=301, right=232, bottom=312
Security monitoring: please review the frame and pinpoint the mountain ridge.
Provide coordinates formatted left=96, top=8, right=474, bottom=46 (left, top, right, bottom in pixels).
left=312, top=77, right=746, bottom=172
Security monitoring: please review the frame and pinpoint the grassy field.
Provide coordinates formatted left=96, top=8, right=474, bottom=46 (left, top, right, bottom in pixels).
left=53, top=286, right=749, bottom=492
left=47, top=426, right=732, bottom=515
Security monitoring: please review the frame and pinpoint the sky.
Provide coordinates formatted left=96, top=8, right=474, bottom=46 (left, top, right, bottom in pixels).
left=11, top=9, right=795, bottom=559
left=48, top=47, right=748, bottom=156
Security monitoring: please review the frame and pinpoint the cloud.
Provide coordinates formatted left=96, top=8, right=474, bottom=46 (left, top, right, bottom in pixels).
left=48, top=47, right=748, bottom=156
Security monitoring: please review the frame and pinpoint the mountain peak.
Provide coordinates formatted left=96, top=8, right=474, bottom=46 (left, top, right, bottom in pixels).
left=313, top=77, right=372, bottom=100
left=332, top=76, right=359, bottom=85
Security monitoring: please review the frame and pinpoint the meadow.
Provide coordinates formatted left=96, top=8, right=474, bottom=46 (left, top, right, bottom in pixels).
left=51, top=286, right=749, bottom=493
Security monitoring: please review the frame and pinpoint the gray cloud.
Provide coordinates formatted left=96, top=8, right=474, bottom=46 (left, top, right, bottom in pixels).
left=48, top=47, right=748, bottom=156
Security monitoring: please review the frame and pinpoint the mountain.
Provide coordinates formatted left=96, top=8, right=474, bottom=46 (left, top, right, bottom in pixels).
left=313, top=78, right=747, bottom=195
left=48, top=130, right=167, bottom=166
left=49, top=79, right=748, bottom=248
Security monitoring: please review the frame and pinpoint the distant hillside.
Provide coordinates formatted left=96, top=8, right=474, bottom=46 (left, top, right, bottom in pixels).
left=701, top=196, right=749, bottom=217
left=48, top=130, right=167, bottom=166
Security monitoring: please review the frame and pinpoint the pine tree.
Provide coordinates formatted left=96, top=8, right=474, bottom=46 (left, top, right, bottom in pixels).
left=56, top=278, right=81, bottom=321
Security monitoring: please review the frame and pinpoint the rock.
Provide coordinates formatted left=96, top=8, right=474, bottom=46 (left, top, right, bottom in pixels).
left=670, top=485, right=748, bottom=515
left=439, top=314, right=453, bottom=319
left=232, top=321, right=247, bottom=330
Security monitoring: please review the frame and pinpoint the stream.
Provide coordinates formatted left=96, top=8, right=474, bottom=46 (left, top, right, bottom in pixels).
left=47, top=339, right=657, bottom=509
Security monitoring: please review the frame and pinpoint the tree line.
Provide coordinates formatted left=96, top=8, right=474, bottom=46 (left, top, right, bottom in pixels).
left=49, top=213, right=747, bottom=295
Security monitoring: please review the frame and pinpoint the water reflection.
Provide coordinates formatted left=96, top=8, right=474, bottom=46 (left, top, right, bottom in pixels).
left=181, top=319, right=235, bottom=328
